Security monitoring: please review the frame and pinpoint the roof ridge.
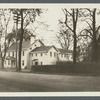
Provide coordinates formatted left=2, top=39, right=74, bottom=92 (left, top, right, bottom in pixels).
left=8, top=40, right=30, bottom=51
left=30, top=46, right=52, bottom=53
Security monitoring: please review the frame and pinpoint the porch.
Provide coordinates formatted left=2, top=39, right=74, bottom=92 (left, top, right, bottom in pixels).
left=6, top=56, right=16, bottom=68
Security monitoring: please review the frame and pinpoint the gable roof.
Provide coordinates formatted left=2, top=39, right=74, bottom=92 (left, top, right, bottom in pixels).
left=31, top=46, right=73, bottom=54
left=30, top=46, right=51, bottom=53
left=35, top=40, right=44, bottom=46
left=8, top=40, right=30, bottom=51
left=7, top=39, right=44, bottom=51
left=58, top=49, right=73, bottom=54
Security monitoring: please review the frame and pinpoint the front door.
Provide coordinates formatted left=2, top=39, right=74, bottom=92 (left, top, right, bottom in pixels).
left=11, top=60, right=15, bottom=68
left=35, top=62, right=38, bottom=65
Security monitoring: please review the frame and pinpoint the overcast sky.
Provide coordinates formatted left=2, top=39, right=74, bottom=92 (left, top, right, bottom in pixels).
left=1, top=4, right=100, bottom=49
left=35, top=8, right=64, bottom=47
left=0, top=8, right=64, bottom=48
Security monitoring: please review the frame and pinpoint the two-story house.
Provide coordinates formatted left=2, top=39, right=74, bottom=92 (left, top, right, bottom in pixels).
left=30, top=46, right=73, bottom=66
left=3, top=35, right=73, bottom=69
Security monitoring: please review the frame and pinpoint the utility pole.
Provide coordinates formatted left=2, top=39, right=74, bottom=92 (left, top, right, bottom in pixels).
left=13, top=10, right=21, bottom=71
left=19, top=9, right=24, bottom=71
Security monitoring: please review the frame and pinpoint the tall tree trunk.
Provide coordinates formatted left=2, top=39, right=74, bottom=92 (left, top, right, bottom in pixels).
left=92, top=9, right=98, bottom=63
left=18, top=9, right=24, bottom=71
left=73, top=9, right=77, bottom=65
left=73, top=30, right=77, bottom=65
left=2, top=39, right=7, bottom=68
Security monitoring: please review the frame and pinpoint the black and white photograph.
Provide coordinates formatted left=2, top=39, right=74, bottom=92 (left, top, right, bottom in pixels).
left=0, top=4, right=100, bottom=94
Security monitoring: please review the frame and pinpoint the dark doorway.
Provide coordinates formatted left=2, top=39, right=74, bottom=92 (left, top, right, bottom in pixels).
left=11, top=60, right=15, bottom=68
left=35, top=62, right=38, bottom=65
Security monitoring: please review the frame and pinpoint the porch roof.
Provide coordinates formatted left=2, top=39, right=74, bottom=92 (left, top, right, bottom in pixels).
left=32, top=59, right=38, bottom=61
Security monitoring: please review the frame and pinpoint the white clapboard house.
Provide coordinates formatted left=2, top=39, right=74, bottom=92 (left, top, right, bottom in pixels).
left=3, top=35, right=73, bottom=69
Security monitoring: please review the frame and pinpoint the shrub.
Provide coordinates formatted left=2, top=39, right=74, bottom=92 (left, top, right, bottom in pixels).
left=31, top=62, right=100, bottom=75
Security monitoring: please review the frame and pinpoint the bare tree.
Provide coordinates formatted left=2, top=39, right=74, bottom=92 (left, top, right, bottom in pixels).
left=57, top=21, right=73, bottom=50
left=0, top=9, right=12, bottom=68
left=62, top=8, right=79, bottom=65
left=12, top=9, right=42, bottom=71
left=80, top=8, right=100, bottom=63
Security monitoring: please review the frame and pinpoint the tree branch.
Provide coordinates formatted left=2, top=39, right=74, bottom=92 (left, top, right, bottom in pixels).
left=65, top=22, right=73, bottom=32
left=80, top=29, right=93, bottom=37
left=64, top=9, right=73, bottom=16
left=96, top=25, right=100, bottom=34
left=75, top=9, right=79, bottom=23
left=86, top=8, right=93, bottom=16
left=78, top=34, right=93, bottom=40
left=85, top=20, right=93, bottom=30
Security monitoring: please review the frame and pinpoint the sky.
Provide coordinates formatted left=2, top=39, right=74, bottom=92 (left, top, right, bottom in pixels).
left=0, top=8, right=65, bottom=48
left=36, top=8, right=64, bottom=47
left=1, top=4, right=100, bottom=49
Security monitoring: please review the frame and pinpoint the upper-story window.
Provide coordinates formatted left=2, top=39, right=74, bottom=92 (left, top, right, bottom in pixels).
left=22, top=60, right=24, bottom=66
left=61, top=54, right=63, bottom=58
left=8, top=52, right=10, bottom=56
left=64, top=54, right=66, bottom=58
left=41, top=53, right=43, bottom=56
left=32, top=54, right=33, bottom=56
left=54, top=52, right=56, bottom=57
left=66, top=54, right=69, bottom=59
left=1, top=52, right=3, bottom=57
left=36, top=53, right=37, bottom=56
left=66, top=54, right=68, bottom=57
left=57, top=53, right=59, bottom=57
left=50, top=52, right=52, bottom=57
left=23, top=51, right=24, bottom=56
left=12, top=52, right=14, bottom=56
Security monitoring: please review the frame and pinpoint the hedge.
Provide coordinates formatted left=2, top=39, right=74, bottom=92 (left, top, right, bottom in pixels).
left=31, top=62, right=100, bottom=75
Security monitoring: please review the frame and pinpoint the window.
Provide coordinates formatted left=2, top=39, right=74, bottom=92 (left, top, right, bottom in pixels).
left=64, top=54, right=66, bottom=58
left=22, top=60, right=24, bottom=66
left=66, top=54, right=68, bottom=57
left=23, top=51, right=24, bottom=56
left=36, top=53, right=37, bottom=56
left=54, top=52, right=56, bottom=57
left=8, top=60, right=10, bottom=65
left=66, top=54, right=69, bottom=59
left=8, top=52, right=10, bottom=56
left=13, top=52, right=14, bottom=56
left=41, top=62, right=42, bottom=65
left=50, top=52, right=52, bottom=57
left=61, top=54, right=63, bottom=58
left=32, top=54, right=33, bottom=56
left=23, top=51, right=25, bottom=56
left=1, top=52, right=3, bottom=57
left=57, top=54, right=58, bottom=57
left=41, top=53, right=43, bottom=56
